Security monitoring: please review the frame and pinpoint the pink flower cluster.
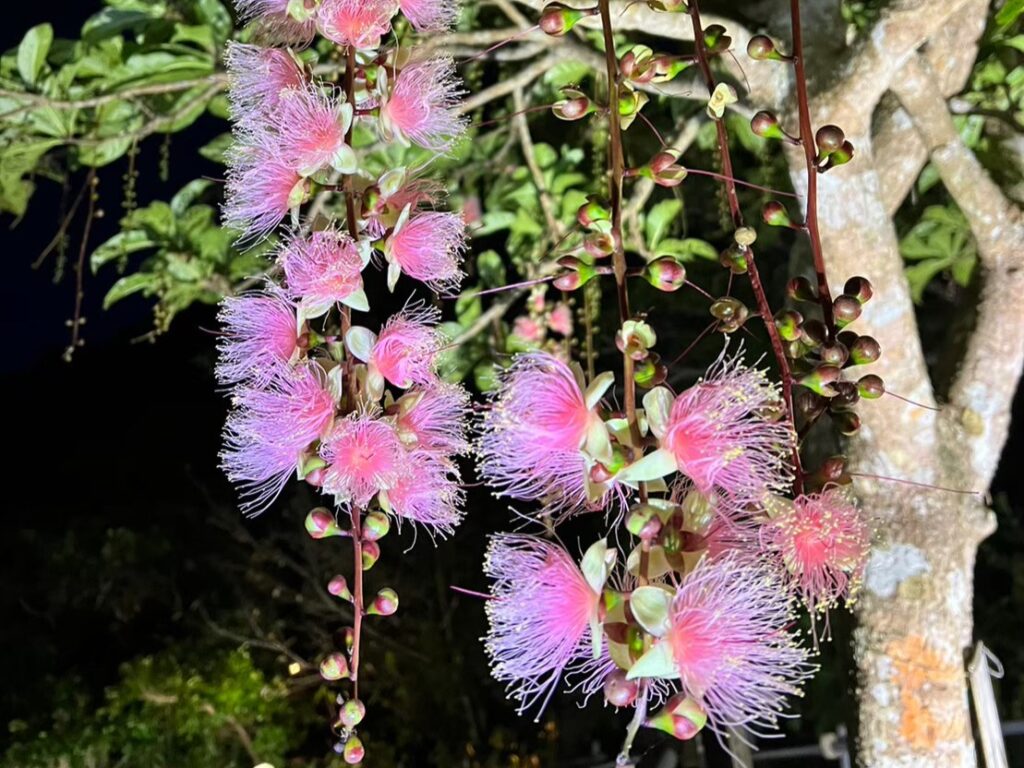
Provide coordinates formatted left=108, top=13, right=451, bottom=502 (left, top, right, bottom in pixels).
left=218, top=0, right=471, bottom=543
left=479, top=347, right=870, bottom=738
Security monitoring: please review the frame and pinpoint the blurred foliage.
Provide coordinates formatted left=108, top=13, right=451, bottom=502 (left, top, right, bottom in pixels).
left=3, top=647, right=304, bottom=768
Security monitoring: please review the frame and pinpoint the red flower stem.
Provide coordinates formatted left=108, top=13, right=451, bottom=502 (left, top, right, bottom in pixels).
left=687, top=0, right=805, bottom=494
left=342, top=44, right=365, bottom=700
left=789, top=0, right=835, bottom=331
left=597, top=0, right=641, bottom=449
left=596, top=0, right=649, bottom=554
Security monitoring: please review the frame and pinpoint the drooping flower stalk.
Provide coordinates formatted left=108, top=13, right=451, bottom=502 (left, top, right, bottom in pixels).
left=218, top=0, right=470, bottom=759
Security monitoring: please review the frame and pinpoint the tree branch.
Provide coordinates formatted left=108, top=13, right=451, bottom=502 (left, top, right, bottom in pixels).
left=891, top=54, right=1024, bottom=490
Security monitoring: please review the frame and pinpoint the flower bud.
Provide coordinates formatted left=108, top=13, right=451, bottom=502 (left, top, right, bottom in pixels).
left=799, top=365, right=842, bottom=397
left=750, top=110, right=788, bottom=141
left=634, top=356, right=667, bottom=389
left=844, top=275, right=873, bottom=303
left=646, top=0, right=688, bottom=12
left=787, top=276, right=817, bottom=303
left=857, top=374, right=885, bottom=399
left=833, top=294, right=862, bottom=328
left=710, top=297, right=749, bottom=332
left=747, top=34, right=783, bottom=61
left=821, top=140, right=855, bottom=171
left=815, top=125, right=846, bottom=153
left=718, top=243, right=749, bottom=274
left=626, top=504, right=663, bottom=540
left=328, top=575, right=353, bottom=601
left=795, top=388, right=826, bottom=420
left=368, top=587, right=399, bottom=616
left=320, top=653, right=350, bottom=681
left=801, top=319, right=829, bottom=347
left=831, top=380, right=860, bottom=408
left=819, top=342, right=849, bottom=367
left=617, top=89, right=649, bottom=129
left=577, top=196, right=611, bottom=228
left=584, top=231, right=615, bottom=258
left=762, top=200, right=793, bottom=227
left=339, top=698, right=366, bottom=729
left=734, top=226, right=757, bottom=247
left=643, top=257, right=687, bottom=291
left=832, top=409, right=861, bottom=436
left=604, top=669, right=640, bottom=707
left=363, top=510, right=391, bottom=541
left=306, top=508, right=343, bottom=539
left=343, top=734, right=365, bottom=765
left=553, top=87, right=595, bottom=121
left=774, top=309, right=803, bottom=341
left=702, top=24, right=731, bottom=54
left=539, top=3, right=598, bottom=36
left=849, top=335, right=881, bottom=366
left=644, top=694, right=708, bottom=740
left=361, top=540, right=381, bottom=570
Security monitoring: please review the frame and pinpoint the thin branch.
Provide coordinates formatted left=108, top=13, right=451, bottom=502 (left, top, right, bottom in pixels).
left=892, top=54, right=1024, bottom=491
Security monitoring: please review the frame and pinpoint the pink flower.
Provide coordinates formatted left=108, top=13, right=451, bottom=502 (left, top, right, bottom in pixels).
left=380, top=58, right=466, bottom=151
left=398, top=0, right=457, bottom=31
left=512, top=316, right=546, bottom=345
left=269, top=86, right=355, bottom=176
left=479, top=353, right=609, bottom=515
left=760, top=489, right=870, bottom=614
left=548, top=303, right=574, bottom=336
left=222, top=363, right=336, bottom=515
left=226, top=44, right=305, bottom=121
left=387, top=453, right=464, bottom=535
left=224, top=141, right=308, bottom=244
left=320, top=416, right=407, bottom=508
left=384, top=211, right=465, bottom=291
left=317, top=0, right=396, bottom=49
left=662, top=354, right=793, bottom=512
left=654, top=556, right=812, bottom=734
left=362, top=172, right=441, bottom=239
left=396, top=384, right=471, bottom=455
left=216, top=289, right=300, bottom=388
left=234, top=0, right=316, bottom=44
left=367, top=306, right=442, bottom=388
left=279, top=229, right=367, bottom=318
left=484, top=535, right=606, bottom=714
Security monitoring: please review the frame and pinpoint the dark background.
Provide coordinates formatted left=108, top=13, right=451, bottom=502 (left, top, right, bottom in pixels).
left=2, top=3, right=1022, bottom=767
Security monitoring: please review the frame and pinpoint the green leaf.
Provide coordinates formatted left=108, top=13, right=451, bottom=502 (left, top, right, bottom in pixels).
left=90, top=230, right=157, bottom=273
left=171, top=179, right=214, bottom=216
left=656, top=237, right=717, bottom=262
left=476, top=250, right=507, bottom=288
left=195, top=0, right=233, bottom=43
left=644, top=199, right=682, bottom=250
left=103, top=272, right=159, bottom=309
left=82, top=6, right=166, bottom=44
left=543, top=59, right=591, bottom=87
left=17, top=24, right=54, bottom=85
left=997, top=0, right=1024, bottom=28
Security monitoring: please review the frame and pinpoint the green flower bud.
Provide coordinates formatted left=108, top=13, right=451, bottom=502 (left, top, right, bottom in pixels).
left=320, top=653, right=350, bottom=681
left=368, top=587, right=399, bottom=616
left=363, top=510, right=391, bottom=541
left=644, top=694, right=708, bottom=740
left=643, top=257, right=687, bottom=292
left=361, top=540, right=381, bottom=570
left=306, top=508, right=344, bottom=539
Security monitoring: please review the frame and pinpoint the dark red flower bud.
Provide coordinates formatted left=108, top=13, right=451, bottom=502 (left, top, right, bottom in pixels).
left=850, top=335, right=881, bottom=366
left=833, top=294, right=862, bottom=328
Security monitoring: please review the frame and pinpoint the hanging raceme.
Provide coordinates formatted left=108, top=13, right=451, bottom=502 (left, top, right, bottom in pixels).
left=217, top=0, right=470, bottom=760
